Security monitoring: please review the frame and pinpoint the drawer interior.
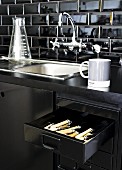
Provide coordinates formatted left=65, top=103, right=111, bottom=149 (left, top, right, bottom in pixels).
left=24, top=107, right=114, bottom=165
left=27, top=107, right=113, bottom=133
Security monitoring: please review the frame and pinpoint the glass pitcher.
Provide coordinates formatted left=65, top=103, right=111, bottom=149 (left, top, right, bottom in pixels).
left=8, top=17, right=31, bottom=64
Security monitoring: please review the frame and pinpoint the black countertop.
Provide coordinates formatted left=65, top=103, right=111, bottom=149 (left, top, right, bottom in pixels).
left=0, top=61, right=122, bottom=106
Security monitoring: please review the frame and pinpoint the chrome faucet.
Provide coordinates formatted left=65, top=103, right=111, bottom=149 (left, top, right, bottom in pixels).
left=50, top=12, right=101, bottom=56
left=58, top=12, right=76, bottom=44
left=50, top=12, right=86, bottom=52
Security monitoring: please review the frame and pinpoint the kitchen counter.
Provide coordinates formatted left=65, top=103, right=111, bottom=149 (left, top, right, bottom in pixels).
left=0, top=61, right=122, bottom=106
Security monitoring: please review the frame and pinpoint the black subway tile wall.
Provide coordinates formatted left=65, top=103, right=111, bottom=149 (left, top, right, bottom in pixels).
left=0, top=0, right=122, bottom=61
left=0, top=5, right=8, bottom=15
left=9, top=4, right=23, bottom=15
left=24, top=3, right=40, bottom=14
left=1, top=0, right=15, bottom=4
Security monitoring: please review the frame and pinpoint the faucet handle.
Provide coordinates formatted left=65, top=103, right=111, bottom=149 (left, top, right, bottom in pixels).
left=93, top=44, right=101, bottom=54
left=50, top=38, right=60, bottom=50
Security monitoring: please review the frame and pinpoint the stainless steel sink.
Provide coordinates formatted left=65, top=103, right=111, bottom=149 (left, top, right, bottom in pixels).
left=14, top=60, right=87, bottom=80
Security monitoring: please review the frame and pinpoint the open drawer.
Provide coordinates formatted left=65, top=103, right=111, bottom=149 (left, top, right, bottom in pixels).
left=24, top=107, right=114, bottom=165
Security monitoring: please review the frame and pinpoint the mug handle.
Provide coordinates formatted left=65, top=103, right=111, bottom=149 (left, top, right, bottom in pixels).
left=80, top=61, right=89, bottom=78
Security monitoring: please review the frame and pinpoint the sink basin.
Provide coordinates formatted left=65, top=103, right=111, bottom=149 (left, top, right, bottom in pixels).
left=14, top=61, right=87, bottom=80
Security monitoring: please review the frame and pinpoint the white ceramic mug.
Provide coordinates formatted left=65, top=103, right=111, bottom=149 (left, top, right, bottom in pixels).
left=80, top=58, right=111, bottom=87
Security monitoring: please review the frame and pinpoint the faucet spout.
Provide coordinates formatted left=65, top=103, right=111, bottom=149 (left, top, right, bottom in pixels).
left=59, top=12, right=76, bottom=42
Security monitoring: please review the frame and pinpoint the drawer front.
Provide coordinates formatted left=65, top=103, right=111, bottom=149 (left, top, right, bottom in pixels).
left=42, top=134, right=60, bottom=151
left=80, top=163, right=107, bottom=170
left=58, top=163, right=106, bottom=170
left=80, top=162, right=92, bottom=170
left=91, top=151, right=112, bottom=170
left=100, top=138, right=113, bottom=154
left=59, top=155, right=77, bottom=170
left=24, top=107, right=114, bottom=165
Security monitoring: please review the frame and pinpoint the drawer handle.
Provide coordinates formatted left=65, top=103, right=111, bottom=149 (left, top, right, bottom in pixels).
left=58, top=166, right=66, bottom=170
left=42, top=143, right=54, bottom=150
left=42, top=134, right=60, bottom=150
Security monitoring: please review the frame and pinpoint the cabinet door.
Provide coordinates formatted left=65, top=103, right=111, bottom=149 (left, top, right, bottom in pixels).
left=0, top=84, right=54, bottom=170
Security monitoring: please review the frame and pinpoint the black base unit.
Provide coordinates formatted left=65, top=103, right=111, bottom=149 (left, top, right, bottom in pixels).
left=24, top=107, right=114, bottom=166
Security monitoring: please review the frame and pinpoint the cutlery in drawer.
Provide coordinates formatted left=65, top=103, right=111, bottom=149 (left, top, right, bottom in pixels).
left=44, top=119, right=72, bottom=131
left=57, top=126, right=81, bottom=135
left=75, top=128, right=93, bottom=140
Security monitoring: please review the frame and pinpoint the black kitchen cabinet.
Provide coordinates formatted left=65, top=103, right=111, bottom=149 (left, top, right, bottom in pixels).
left=24, top=97, right=119, bottom=170
left=24, top=107, right=114, bottom=164
left=0, top=77, right=121, bottom=170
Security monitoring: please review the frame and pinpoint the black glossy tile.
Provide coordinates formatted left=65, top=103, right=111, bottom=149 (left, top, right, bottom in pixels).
left=30, top=48, right=36, bottom=53
left=2, top=16, right=13, bottom=25
left=1, top=0, right=15, bottom=4
left=39, top=38, right=48, bottom=48
left=32, top=37, right=48, bottom=48
left=9, top=5, right=23, bottom=15
left=32, top=0, right=49, bottom=2
left=40, top=2, right=58, bottom=14
left=112, top=39, right=122, bottom=53
left=103, top=0, right=122, bottom=11
left=0, top=5, right=8, bottom=15
left=32, top=37, right=39, bottom=47
left=79, top=0, right=99, bottom=12
left=113, top=14, right=122, bottom=25
left=58, top=26, right=73, bottom=37
left=30, top=47, right=39, bottom=58
left=33, top=0, right=48, bottom=2
left=32, top=15, right=48, bottom=25
left=1, top=36, right=11, bottom=45
left=72, top=14, right=87, bottom=25
left=16, top=0, right=31, bottom=3
left=101, top=27, right=122, bottom=39
left=59, top=1, right=78, bottom=12
left=26, top=26, right=39, bottom=36
left=0, top=26, right=8, bottom=35
left=90, top=14, right=110, bottom=25
left=49, top=14, right=59, bottom=25
left=78, top=26, right=99, bottom=38
left=0, top=46, right=9, bottom=55
left=40, top=26, right=57, bottom=37
left=24, top=3, right=40, bottom=14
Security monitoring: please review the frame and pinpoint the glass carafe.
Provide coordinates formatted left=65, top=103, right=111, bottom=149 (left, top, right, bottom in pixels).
left=8, top=17, right=31, bottom=64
